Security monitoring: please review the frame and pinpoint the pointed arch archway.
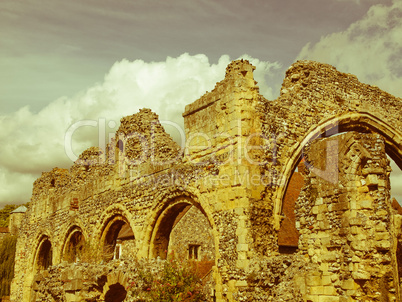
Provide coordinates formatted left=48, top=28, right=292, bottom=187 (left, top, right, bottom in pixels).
left=61, top=226, right=86, bottom=263
left=95, top=204, right=137, bottom=261
left=273, top=111, right=402, bottom=229
left=33, top=235, right=53, bottom=272
left=143, top=189, right=217, bottom=261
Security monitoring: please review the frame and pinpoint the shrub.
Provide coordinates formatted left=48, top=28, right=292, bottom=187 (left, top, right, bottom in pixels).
left=128, top=256, right=209, bottom=301
left=64, top=240, right=114, bottom=264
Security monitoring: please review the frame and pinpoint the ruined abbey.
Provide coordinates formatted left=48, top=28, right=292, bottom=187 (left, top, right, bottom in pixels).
left=10, top=59, right=402, bottom=301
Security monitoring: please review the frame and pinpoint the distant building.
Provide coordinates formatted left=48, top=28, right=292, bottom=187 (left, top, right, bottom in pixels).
left=9, top=206, right=27, bottom=234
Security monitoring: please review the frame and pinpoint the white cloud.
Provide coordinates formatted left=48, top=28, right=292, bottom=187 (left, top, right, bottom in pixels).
left=297, top=0, right=402, bottom=98
left=297, top=0, right=402, bottom=204
left=0, top=53, right=279, bottom=207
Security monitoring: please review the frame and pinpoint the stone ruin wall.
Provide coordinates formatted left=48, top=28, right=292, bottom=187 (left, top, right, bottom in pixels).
left=11, top=59, right=402, bottom=302
left=169, top=205, right=215, bottom=262
left=298, top=132, right=396, bottom=300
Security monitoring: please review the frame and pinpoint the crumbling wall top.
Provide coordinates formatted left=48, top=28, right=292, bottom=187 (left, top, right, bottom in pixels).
left=72, top=146, right=104, bottom=166
left=279, top=60, right=402, bottom=123
left=224, top=59, right=256, bottom=80
left=31, top=167, right=71, bottom=202
left=118, top=108, right=160, bottom=135
left=183, top=59, right=259, bottom=117
left=116, top=108, right=181, bottom=163
left=70, top=146, right=110, bottom=187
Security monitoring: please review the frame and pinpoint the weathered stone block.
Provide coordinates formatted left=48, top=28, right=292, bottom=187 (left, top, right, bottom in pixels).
left=310, top=285, right=324, bottom=295
left=318, top=296, right=339, bottom=302
left=306, top=275, right=323, bottom=286
left=349, top=217, right=363, bottom=226
left=375, top=232, right=390, bottom=241
left=341, top=279, right=356, bottom=290
left=366, top=174, right=378, bottom=187
left=359, top=199, right=372, bottom=209
left=352, top=270, right=370, bottom=280
left=323, top=286, right=337, bottom=295
left=376, top=239, right=391, bottom=250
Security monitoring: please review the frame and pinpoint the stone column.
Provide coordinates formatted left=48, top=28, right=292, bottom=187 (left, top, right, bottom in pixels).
left=297, top=132, right=397, bottom=302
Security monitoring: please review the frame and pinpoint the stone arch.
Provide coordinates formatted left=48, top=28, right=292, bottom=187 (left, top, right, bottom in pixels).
left=273, top=111, right=402, bottom=229
left=101, top=271, right=129, bottom=302
left=61, top=225, right=86, bottom=263
left=96, top=203, right=137, bottom=239
left=143, top=188, right=217, bottom=260
left=33, top=235, right=53, bottom=272
left=58, top=217, right=87, bottom=262
left=97, top=204, right=136, bottom=261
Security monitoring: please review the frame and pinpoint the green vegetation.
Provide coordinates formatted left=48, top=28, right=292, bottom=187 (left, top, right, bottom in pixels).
left=0, top=235, right=17, bottom=298
left=0, top=203, right=29, bottom=228
left=63, top=239, right=114, bottom=264
left=0, top=205, right=18, bottom=228
left=128, top=256, right=208, bottom=301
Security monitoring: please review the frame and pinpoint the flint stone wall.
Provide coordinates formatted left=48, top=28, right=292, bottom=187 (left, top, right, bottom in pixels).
left=11, top=59, right=402, bottom=302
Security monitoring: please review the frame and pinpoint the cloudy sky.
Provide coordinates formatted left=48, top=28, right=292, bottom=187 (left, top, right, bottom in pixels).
left=0, top=0, right=401, bottom=208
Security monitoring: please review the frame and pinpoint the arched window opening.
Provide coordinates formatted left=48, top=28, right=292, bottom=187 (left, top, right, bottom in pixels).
left=102, top=216, right=135, bottom=262
left=36, top=237, right=52, bottom=271
left=104, top=283, right=127, bottom=302
left=117, top=139, right=124, bottom=153
left=278, top=158, right=305, bottom=254
left=63, top=229, right=84, bottom=263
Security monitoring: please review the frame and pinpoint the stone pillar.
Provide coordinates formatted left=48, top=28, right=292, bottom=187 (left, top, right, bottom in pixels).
left=183, top=59, right=265, bottom=301
left=297, top=132, right=397, bottom=302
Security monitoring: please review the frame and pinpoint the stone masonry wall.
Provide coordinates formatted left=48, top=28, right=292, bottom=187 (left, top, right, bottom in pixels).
left=169, top=205, right=215, bottom=262
left=295, top=132, right=398, bottom=301
left=11, top=59, right=402, bottom=302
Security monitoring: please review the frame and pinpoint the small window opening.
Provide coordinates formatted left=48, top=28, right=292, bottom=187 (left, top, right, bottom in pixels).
left=114, top=240, right=122, bottom=260
left=117, top=139, right=124, bottom=152
left=188, top=244, right=201, bottom=260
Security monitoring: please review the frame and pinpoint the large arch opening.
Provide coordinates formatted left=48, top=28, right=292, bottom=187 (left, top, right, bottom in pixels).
left=274, top=114, right=402, bottom=298
left=149, top=197, right=215, bottom=264
left=276, top=113, right=402, bottom=260
left=275, top=112, right=402, bottom=224
left=277, top=158, right=306, bottom=253
left=62, top=227, right=85, bottom=263
left=34, top=236, right=52, bottom=271
left=100, top=215, right=135, bottom=261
